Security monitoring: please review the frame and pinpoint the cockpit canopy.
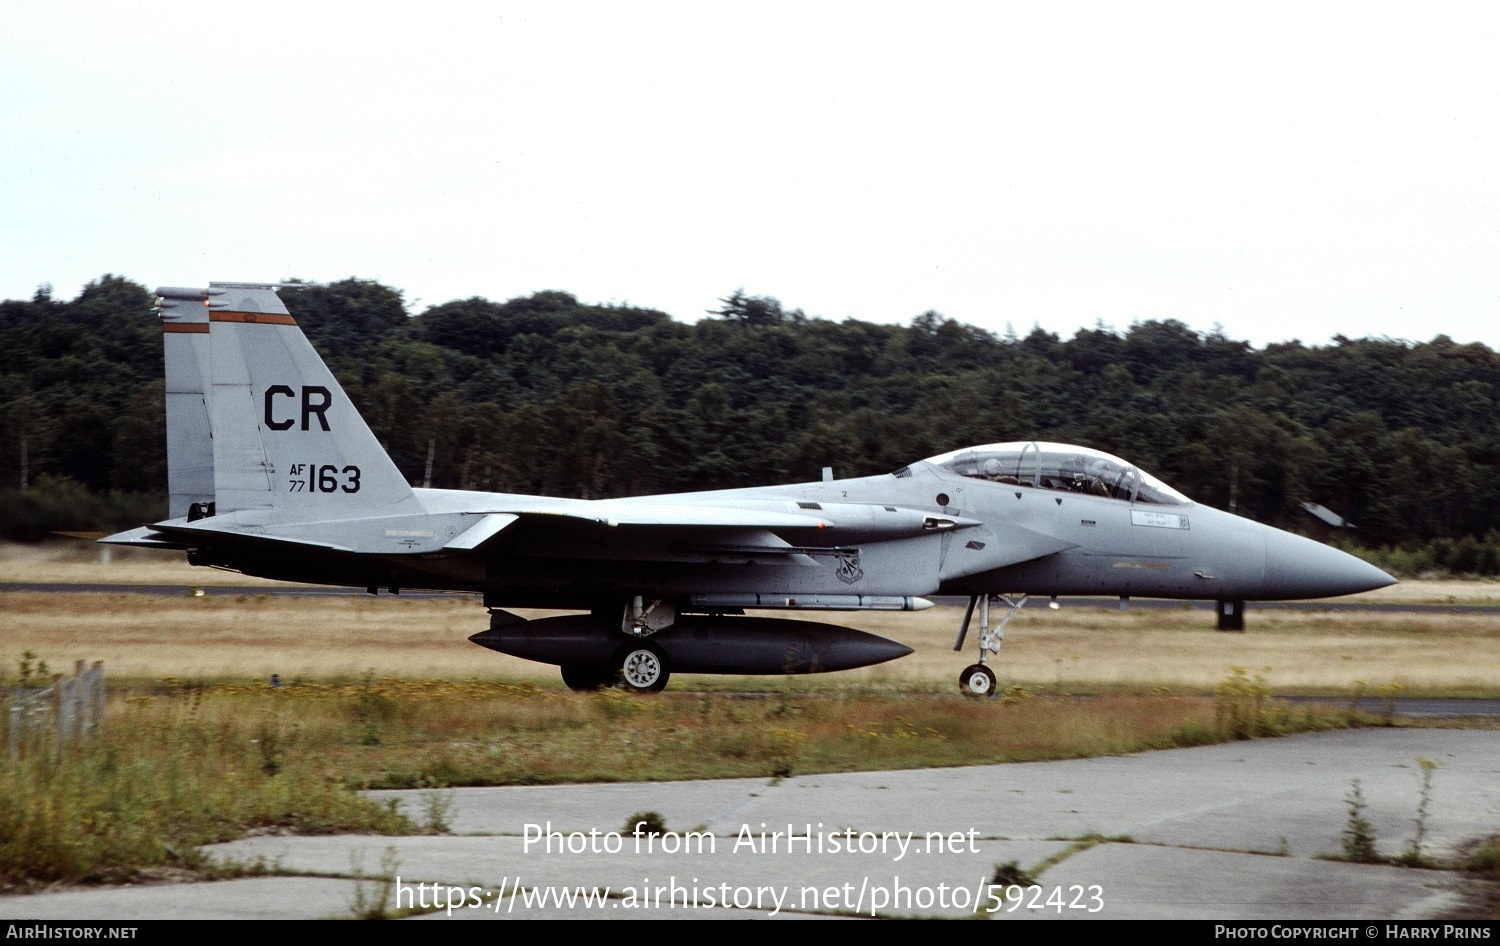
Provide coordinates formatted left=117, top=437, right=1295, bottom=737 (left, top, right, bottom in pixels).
left=923, top=442, right=1191, bottom=506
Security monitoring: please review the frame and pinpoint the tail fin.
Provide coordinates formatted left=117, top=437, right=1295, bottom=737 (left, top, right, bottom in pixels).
left=204, top=282, right=422, bottom=523
left=156, top=287, right=215, bottom=519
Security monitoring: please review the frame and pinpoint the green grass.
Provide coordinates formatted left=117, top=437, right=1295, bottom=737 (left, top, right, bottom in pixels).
left=0, top=705, right=413, bottom=887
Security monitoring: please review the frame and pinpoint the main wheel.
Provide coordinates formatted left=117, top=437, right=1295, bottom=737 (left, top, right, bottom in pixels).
left=959, top=663, right=997, bottom=698
left=560, top=664, right=613, bottom=692
left=614, top=640, right=670, bottom=693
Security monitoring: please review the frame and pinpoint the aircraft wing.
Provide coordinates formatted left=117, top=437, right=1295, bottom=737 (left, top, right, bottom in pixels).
left=478, top=498, right=982, bottom=550
left=444, top=507, right=833, bottom=566
left=102, top=497, right=976, bottom=558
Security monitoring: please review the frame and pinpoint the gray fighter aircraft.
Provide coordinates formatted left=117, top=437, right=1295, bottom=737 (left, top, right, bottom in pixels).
left=104, top=283, right=1396, bottom=696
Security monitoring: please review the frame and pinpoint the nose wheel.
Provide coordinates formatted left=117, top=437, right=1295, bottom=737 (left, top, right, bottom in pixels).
left=959, top=664, right=997, bottom=698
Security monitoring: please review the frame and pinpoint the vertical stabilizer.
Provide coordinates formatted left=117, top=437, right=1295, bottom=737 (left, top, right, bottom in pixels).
left=206, top=282, right=422, bottom=523
left=156, top=287, right=215, bottom=519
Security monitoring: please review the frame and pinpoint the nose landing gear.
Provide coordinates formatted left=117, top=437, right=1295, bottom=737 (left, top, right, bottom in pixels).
left=954, top=594, right=1027, bottom=698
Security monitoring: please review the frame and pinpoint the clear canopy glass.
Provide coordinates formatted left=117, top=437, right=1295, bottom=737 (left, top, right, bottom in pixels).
left=922, top=442, right=1191, bottom=506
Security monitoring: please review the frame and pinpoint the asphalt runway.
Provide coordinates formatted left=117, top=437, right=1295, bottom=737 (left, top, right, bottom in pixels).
left=2, top=728, right=1495, bottom=920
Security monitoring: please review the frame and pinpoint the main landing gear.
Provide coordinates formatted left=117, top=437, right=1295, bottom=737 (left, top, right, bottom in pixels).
left=559, top=640, right=671, bottom=693
left=614, top=639, right=669, bottom=693
left=953, top=594, right=1027, bottom=698
left=558, top=597, right=675, bottom=693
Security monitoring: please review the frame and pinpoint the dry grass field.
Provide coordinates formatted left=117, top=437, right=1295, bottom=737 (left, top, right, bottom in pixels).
left=3, top=542, right=1497, bottom=695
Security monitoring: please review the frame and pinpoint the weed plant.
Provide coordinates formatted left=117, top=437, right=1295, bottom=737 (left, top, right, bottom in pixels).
left=348, top=847, right=401, bottom=920
left=1395, top=758, right=1440, bottom=868
left=990, top=860, right=1039, bottom=887
left=1340, top=780, right=1382, bottom=863
left=1463, top=837, right=1500, bottom=920
left=1214, top=667, right=1271, bottom=738
left=626, top=811, right=667, bottom=836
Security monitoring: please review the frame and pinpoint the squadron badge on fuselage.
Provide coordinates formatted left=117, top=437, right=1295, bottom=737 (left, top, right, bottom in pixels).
left=835, top=553, right=864, bottom=585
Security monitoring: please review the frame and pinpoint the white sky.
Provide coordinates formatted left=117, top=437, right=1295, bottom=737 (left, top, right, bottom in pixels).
left=3, top=1, right=1497, bottom=349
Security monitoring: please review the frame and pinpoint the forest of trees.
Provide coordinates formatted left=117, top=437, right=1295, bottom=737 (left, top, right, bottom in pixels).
left=2, top=275, right=1498, bottom=575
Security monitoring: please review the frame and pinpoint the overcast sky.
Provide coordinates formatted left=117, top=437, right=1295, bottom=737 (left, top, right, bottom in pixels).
left=4, top=1, right=1497, bottom=349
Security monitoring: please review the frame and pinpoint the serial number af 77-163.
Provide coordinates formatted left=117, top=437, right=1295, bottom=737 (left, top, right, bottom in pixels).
left=286, top=464, right=362, bottom=494
left=105, top=283, right=1395, bottom=696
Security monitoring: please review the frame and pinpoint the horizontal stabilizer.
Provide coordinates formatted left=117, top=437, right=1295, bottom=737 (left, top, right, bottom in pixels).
left=146, top=509, right=536, bottom=556
left=148, top=520, right=355, bottom=552
left=444, top=513, right=519, bottom=550
left=98, top=525, right=193, bottom=550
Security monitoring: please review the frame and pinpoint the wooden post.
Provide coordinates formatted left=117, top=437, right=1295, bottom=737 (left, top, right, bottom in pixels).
left=51, top=672, right=65, bottom=759
left=92, top=661, right=105, bottom=735
left=74, top=660, right=88, bottom=738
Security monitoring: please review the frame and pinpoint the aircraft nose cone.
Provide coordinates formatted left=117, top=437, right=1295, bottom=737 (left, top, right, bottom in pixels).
left=1261, top=529, right=1396, bottom=599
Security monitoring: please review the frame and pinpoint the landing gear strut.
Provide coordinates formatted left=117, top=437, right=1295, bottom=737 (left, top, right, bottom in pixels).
left=953, top=594, right=1027, bottom=698
left=611, top=598, right=673, bottom=692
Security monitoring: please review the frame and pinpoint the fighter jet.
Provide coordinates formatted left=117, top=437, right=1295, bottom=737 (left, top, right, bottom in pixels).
left=104, top=283, right=1396, bottom=696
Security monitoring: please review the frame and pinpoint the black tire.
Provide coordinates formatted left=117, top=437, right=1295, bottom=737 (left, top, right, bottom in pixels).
left=560, top=664, right=613, bottom=692
left=959, top=663, right=997, bottom=699
left=614, top=640, right=670, bottom=693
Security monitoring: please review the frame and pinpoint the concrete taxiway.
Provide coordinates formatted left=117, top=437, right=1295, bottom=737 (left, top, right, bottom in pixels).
left=2, top=728, right=1496, bottom=920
